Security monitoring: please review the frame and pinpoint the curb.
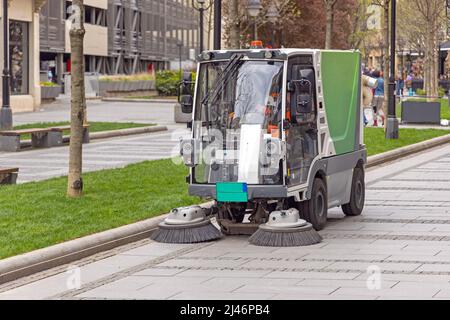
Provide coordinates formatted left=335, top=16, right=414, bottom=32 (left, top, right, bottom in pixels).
left=1, top=135, right=450, bottom=284
left=88, top=125, right=168, bottom=140
left=0, top=214, right=168, bottom=284
left=101, top=98, right=177, bottom=104
left=366, top=133, right=450, bottom=168
left=19, top=125, right=168, bottom=148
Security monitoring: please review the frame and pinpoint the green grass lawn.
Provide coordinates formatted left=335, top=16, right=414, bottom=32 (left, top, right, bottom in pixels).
left=364, top=127, right=449, bottom=156
left=126, top=95, right=177, bottom=100
left=13, top=122, right=153, bottom=140
left=0, top=127, right=448, bottom=259
left=396, top=98, right=450, bottom=120
left=0, top=159, right=200, bottom=259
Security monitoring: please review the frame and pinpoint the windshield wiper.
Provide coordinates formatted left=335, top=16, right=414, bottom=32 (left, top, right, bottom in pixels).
left=201, top=54, right=245, bottom=129
left=201, top=53, right=244, bottom=106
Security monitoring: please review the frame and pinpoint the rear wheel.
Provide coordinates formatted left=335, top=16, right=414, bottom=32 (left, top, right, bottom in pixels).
left=342, top=166, right=365, bottom=216
left=299, top=177, right=328, bottom=231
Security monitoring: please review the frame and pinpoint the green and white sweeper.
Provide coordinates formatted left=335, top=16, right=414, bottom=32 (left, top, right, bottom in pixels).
left=152, top=47, right=367, bottom=247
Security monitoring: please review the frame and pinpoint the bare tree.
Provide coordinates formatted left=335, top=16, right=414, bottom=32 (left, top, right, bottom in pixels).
left=410, top=0, right=445, bottom=98
left=348, top=0, right=377, bottom=54
left=324, top=0, right=338, bottom=49
left=223, top=0, right=299, bottom=48
left=67, top=0, right=86, bottom=198
left=205, top=1, right=215, bottom=50
left=371, top=0, right=390, bottom=126
left=228, top=0, right=241, bottom=48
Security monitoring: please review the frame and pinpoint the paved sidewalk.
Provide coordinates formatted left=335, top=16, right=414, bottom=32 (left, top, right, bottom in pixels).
left=1, top=143, right=450, bottom=300
left=3, top=99, right=188, bottom=183
left=14, top=96, right=177, bottom=128
left=0, top=129, right=188, bottom=183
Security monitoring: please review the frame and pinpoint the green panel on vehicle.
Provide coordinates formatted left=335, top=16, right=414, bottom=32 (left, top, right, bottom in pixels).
left=216, top=182, right=248, bottom=202
left=321, top=51, right=360, bottom=155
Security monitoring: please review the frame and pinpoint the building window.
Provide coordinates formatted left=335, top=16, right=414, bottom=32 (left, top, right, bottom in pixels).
left=10, top=20, right=29, bottom=95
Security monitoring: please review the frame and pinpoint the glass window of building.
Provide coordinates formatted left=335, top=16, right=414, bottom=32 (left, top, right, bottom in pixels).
left=10, top=20, right=29, bottom=95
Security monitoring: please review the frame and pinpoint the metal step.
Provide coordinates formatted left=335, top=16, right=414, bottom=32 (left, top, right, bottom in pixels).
left=217, top=219, right=259, bottom=236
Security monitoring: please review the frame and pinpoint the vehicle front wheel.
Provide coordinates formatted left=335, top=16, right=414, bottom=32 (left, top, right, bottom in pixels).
left=299, top=177, right=328, bottom=231
left=342, top=166, right=365, bottom=216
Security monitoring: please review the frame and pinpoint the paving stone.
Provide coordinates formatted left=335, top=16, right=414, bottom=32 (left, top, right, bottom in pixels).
left=354, top=273, right=450, bottom=283
left=298, top=278, right=398, bottom=289
left=235, top=284, right=338, bottom=295
left=270, top=293, right=378, bottom=300
left=202, top=277, right=299, bottom=288
left=415, top=264, right=450, bottom=273
left=76, top=285, right=182, bottom=300
left=238, top=259, right=333, bottom=270
left=133, top=267, right=187, bottom=277
left=264, top=271, right=362, bottom=280
left=332, top=286, right=439, bottom=298
left=327, top=261, right=421, bottom=272
left=157, top=258, right=248, bottom=269
left=174, top=269, right=272, bottom=278
left=169, top=291, right=276, bottom=300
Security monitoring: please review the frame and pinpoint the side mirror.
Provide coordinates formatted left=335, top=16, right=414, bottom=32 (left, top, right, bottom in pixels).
left=291, top=78, right=312, bottom=113
left=178, top=72, right=195, bottom=114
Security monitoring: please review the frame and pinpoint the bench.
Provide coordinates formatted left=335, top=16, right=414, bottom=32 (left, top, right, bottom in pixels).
left=0, top=128, right=62, bottom=152
left=50, top=124, right=90, bottom=144
left=0, top=167, right=19, bottom=184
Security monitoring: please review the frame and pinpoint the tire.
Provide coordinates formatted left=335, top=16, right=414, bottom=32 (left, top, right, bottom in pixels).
left=299, top=177, right=328, bottom=231
left=342, top=166, right=365, bottom=216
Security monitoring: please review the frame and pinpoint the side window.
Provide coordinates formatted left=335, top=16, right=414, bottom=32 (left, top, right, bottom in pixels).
left=289, top=65, right=316, bottom=124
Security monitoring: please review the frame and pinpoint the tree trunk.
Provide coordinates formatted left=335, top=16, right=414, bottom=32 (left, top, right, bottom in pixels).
left=67, top=0, right=86, bottom=198
left=229, top=0, right=240, bottom=49
left=432, top=19, right=439, bottom=97
left=324, top=1, right=335, bottom=49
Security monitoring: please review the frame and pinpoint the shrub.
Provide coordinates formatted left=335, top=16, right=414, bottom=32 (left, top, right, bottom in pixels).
left=40, top=81, right=58, bottom=87
left=415, top=87, right=446, bottom=98
left=415, top=88, right=426, bottom=96
left=155, top=70, right=181, bottom=96
left=99, top=73, right=155, bottom=82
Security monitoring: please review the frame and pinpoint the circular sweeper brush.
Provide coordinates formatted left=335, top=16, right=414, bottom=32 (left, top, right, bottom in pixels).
left=151, top=206, right=222, bottom=244
left=249, top=208, right=322, bottom=247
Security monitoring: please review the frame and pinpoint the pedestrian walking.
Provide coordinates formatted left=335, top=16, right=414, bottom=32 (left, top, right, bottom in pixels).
left=396, top=73, right=405, bottom=97
left=371, top=70, right=385, bottom=127
left=406, top=72, right=414, bottom=96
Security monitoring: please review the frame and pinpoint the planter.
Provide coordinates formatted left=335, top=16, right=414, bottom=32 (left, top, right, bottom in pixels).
left=98, top=80, right=156, bottom=97
left=174, top=103, right=192, bottom=123
left=410, top=79, right=450, bottom=95
left=41, top=86, right=61, bottom=100
left=401, top=100, right=441, bottom=124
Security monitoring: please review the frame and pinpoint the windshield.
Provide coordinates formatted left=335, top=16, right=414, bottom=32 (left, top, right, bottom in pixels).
left=195, top=60, right=283, bottom=128
left=192, top=60, right=284, bottom=185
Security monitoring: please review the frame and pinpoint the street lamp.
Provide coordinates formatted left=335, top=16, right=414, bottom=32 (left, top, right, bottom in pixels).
left=192, top=0, right=212, bottom=54
left=176, top=41, right=183, bottom=79
left=386, top=0, right=399, bottom=139
left=0, top=0, right=12, bottom=130
left=247, top=0, right=262, bottom=40
left=266, top=3, right=280, bottom=48
left=213, top=0, right=221, bottom=50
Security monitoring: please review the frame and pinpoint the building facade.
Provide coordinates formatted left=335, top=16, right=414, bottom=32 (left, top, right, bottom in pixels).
left=1, top=0, right=46, bottom=113
left=39, top=0, right=203, bottom=85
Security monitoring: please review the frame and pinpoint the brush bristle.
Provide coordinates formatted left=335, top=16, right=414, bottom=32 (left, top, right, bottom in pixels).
left=151, top=221, right=222, bottom=244
left=248, top=227, right=322, bottom=247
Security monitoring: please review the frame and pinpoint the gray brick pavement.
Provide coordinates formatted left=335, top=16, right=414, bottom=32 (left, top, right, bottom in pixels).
left=1, top=138, right=450, bottom=300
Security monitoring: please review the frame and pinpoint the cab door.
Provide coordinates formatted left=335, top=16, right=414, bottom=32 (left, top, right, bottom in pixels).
left=285, top=56, right=319, bottom=187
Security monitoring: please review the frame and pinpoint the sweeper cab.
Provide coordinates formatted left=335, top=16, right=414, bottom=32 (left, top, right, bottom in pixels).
left=152, top=47, right=367, bottom=246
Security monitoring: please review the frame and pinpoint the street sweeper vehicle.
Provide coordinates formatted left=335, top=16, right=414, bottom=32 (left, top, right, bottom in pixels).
left=152, top=48, right=367, bottom=247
